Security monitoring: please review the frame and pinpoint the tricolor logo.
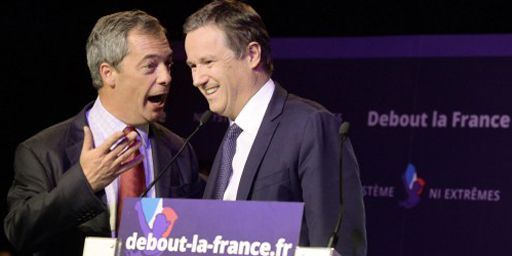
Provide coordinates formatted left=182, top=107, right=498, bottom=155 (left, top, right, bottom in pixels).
left=135, top=198, right=178, bottom=239
left=399, top=163, right=426, bottom=208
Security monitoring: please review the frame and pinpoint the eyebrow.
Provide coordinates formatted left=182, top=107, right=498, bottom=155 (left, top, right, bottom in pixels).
left=186, top=56, right=215, bottom=66
left=137, top=52, right=173, bottom=66
left=186, top=59, right=196, bottom=67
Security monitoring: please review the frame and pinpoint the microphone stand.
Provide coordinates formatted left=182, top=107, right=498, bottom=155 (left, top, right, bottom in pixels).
left=139, top=110, right=212, bottom=197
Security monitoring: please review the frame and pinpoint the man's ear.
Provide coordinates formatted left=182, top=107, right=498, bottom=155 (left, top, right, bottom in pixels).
left=99, top=63, right=117, bottom=88
left=246, top=42, right=262, bottom=69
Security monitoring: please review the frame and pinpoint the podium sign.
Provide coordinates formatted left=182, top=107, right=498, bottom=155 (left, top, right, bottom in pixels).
left=118, top=198, right=304, bottom=256
left=295, top=247, right=341, bottom=256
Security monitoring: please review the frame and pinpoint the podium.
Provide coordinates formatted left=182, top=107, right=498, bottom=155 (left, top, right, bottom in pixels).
left=295, top=247, right=341, bottom=256
left=83, top=198, right=342, bottom=256
left=83, top=240, right=342, bottom=256
left=84, top=197, right=305, bottom=256
left=83, top=241, right=342, bottom=256
left=82, top=237, right=118, bottom=256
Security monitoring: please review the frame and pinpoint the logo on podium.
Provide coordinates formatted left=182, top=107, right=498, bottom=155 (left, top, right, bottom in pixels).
left=118, top=198, right=304, bottom=256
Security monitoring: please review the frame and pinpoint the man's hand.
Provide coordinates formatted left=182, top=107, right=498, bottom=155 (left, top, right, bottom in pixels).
left=80, top=126, right=143, bottom=192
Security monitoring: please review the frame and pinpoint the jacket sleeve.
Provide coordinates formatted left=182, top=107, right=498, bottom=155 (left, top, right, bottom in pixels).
left=298, top=111, right=367, bottom=256
left=182, top=142, right=205, bottom=198
left=4, top=142, right=106, bottom=253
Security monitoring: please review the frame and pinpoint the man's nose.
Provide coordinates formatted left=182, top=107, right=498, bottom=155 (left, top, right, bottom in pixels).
left=192, top=67, right=208, bottom=88
left=157, top=64, right=172, bottom=86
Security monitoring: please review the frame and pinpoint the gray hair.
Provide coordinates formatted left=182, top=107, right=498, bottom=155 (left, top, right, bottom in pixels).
left=183, top=0, right=273, bottom=74
left=86, top=10, right=167, bottom=89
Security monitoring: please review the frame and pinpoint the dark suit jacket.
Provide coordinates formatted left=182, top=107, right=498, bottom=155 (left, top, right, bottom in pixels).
left=4, top=103, right=204, bottom=255
left=204, top=85, right=367, bottom=256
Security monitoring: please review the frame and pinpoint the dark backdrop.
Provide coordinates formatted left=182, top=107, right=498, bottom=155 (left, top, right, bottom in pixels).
left=3, top=1, right=512, bottom=254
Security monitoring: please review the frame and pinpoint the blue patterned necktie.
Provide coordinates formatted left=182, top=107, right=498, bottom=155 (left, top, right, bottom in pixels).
left=214, top=123, right=243, bottom=199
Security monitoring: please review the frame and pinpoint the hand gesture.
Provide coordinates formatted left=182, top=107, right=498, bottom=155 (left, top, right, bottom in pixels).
left=80, top=126, right=143, bottom=192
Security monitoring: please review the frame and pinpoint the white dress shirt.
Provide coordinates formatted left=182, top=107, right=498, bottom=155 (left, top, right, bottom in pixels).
left=86, top=97, right=155, bottom=236
left=223, top=79, right=276, bottom=200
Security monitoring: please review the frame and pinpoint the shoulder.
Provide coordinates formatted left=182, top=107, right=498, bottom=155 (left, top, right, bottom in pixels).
left=19, top=103, right=90, bottom=152
left=20, top=116, right=77, bottom=153
left=150, top=122, right=186, bottom=150
left=283, top=93, right=339, bottom=125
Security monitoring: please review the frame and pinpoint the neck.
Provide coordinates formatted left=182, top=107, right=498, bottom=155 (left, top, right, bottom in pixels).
left=98, top=91, right=137, bottom=126
left=230, top=71, right=270, bottom=120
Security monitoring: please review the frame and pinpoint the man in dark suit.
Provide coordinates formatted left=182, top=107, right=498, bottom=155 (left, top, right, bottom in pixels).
left=4, top=10, right=203, bottom=255
left=183, top=1, right=366, bottom=255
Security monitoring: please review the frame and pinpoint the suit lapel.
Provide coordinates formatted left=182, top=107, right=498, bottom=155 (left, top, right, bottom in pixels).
left=149, top=125, right=174, bottom=198
left=203, top=131, right=227, bottom=198
left=236, top=85, right=288, bottom=200
left=64, top=105, right=90, bottom=166
left=64, top=103, right=110, bottom=233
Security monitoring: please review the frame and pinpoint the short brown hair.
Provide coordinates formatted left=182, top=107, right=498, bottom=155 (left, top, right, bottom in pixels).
left=183, top=0, right=273, bottom=74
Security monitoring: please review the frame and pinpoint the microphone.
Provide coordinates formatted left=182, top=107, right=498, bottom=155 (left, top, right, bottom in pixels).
left=139, top=110, right=213, bottom=197
left=327, top=121, right=350, bottom=249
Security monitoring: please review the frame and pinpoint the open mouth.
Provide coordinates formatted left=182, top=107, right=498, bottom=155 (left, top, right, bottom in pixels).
left=147, top=94, right=167, bottom=104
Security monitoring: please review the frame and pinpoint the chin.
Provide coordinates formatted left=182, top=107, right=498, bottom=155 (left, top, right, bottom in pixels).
left=146, top=111, right=166, bottom=123
left=156, top=112, right=167, bottom=123
left=208, top=104, right=222, bottom=115
left=142, top=108, right=165, bottom=123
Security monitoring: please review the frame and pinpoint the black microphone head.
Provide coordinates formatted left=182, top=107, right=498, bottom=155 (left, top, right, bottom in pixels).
left=199, top=110, right=213, bottom=126
left=339, top=122, right=350, bottom=136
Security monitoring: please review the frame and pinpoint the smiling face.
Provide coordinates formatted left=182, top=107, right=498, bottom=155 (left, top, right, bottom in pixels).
left=99, top=29, right=173, bottom=126
left=185, top=24, right=257, bottom=120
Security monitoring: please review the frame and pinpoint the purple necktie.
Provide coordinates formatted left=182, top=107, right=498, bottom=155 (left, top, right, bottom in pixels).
left=214, top=123, right=243, bottom=199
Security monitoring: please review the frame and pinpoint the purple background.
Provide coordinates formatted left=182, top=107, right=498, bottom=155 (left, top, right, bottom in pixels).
left=4, top=2, right=512, bottom=255
left=169, top=37, right=512, bottom=255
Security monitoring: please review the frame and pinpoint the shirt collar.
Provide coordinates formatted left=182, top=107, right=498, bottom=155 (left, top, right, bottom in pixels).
left=87, top=97, right=150, bottom=149
left=232, top=79, right=275, bottom=135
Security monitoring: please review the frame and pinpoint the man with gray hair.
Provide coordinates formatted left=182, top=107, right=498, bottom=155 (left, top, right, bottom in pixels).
left=4, top=10, right=203, bottom=255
